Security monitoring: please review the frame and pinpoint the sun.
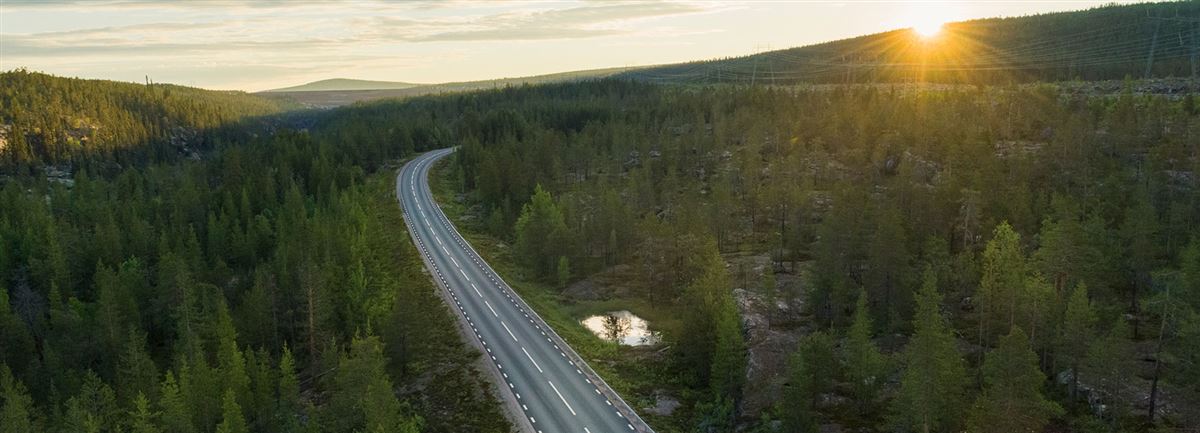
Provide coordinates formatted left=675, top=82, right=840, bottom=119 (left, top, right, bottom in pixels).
left=912, top=20, right=945, bottom=39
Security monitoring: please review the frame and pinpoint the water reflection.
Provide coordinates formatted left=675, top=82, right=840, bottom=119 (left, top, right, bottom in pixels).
left=580, top=310, right=661, bottom=346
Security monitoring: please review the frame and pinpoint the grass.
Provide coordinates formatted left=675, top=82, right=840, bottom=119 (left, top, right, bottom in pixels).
left=427, top=158, right=696, bottom=432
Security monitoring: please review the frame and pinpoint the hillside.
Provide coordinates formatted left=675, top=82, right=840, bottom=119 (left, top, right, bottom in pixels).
left=622, top=1, right=1200, bottom=85
left=259, top=66, right=639, bottom=107
left=265, top=78, right=423, bottom=92
left=0, top=70, right=290, bottom=167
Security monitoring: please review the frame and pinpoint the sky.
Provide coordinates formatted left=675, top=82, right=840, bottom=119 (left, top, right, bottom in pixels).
left=0, top=0, right=1140, bottom=92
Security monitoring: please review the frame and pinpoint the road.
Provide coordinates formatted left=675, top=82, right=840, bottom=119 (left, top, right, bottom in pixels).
left=396, top=148, right=654, bottom=433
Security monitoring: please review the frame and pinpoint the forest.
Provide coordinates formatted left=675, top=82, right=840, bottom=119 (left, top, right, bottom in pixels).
left=2, top=67, right=1199, bottom=433
left=0, top=73, right=507, bottom=432
left=328, top=78, right=1200, bottom=432
left=624, top=1, right=1200, bottom=85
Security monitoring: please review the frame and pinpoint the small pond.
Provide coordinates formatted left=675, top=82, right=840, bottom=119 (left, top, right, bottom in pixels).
left=580, top=310, right=661, bottom=346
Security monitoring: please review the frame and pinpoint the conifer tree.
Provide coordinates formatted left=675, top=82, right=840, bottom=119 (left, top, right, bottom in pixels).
left=1057, top=283, right=1096, bottom=399
left=129, top=393, right=162, bottom=433
left=845, top=289, right=884, bottom=411
left=215, top=389, right=248, bottom=433
left=277, top=346, right=302, bottom=432
left=967, top=327, right=1062, bottom=433
left=782, top=332, right=836, bottom=433
left=0, top=365, right=37, bottom=433
left=158, top=371, right=195, bottom=433
left=118, top=329, right=159, bottom=404
left=892, top=269, right=968, bottom=433
left=979, top=222, right=1026, bottom=342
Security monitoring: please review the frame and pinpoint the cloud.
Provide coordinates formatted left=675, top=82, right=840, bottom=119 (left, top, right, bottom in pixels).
left=0, top=0, right=717, bottom=89
left=363, top=2, right=710, bottom=42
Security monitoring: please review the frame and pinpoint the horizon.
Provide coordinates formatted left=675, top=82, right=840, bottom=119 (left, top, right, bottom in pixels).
left=0, top=0, right=1140, bottom=92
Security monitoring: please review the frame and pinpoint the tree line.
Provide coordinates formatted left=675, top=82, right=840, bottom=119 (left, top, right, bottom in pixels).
left=0, top=73, right=508, bottom=432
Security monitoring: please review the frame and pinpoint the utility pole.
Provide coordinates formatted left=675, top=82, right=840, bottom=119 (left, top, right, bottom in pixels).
left=1192, top=20, right=1198, bottom=80
left=1146, top=15, right=1162, bottom=79
left=750, top=44, right=762, bottom=87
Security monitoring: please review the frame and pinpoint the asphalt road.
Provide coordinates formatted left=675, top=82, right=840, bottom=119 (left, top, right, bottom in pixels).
left=396, top=148, right=654, bottom=433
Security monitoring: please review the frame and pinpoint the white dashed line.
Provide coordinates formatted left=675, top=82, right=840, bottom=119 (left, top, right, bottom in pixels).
left=501, top=321, right=518, bottom=342
left=548, top=380, right=577, bottom=416
left=521, top=347, right=543, bottom=373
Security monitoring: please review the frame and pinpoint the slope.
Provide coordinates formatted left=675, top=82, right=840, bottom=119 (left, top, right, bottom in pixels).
left=621, top=1, right=1200, bottom=85
left=0, top=70, right=290, bottom=166
left=265, top=78, right=424, bottom=92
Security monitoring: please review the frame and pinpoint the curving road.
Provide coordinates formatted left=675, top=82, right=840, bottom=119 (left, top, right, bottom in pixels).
left=397, top=148, right=654, bottom=433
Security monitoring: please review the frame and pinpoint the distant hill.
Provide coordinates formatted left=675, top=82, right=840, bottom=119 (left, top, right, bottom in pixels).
left=621, top=1, right=1200, bottom=85
left=0, top=70, right=289, bottom=166
left=259, top=67, right=638, bottom=107
left=265, top=78, right=423, bottom=92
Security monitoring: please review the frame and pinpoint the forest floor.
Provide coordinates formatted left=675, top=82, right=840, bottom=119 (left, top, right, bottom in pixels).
left=427, top=159, right=698, bottom=433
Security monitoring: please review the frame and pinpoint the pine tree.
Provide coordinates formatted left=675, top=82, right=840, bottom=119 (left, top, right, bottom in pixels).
left=514, top=184, right=569, bottom=279
left=0, top=289, right=35, bottom=375
left=781, top=332, right=836, bottom=433
left=0, top=364, right=37, bottom=433
left=215, top=301, right=250, bottom=409
left=979, top=222, right=1026, bottom=343
left=159, top=371, right=196, bottom=433
left=556, top=256, right=571, bottom=290
left=709, top=298, right=746, bottom=401
left=845, top=289, right=884, bottom=411
left=1084, top=317, right=1137, bottom=424
left=277, top=345, right=302, bottom=432
left=1057, top=283, right=1096, bottom=400
left=967, top=327, right=1062, bottom=433
left=891, top=269, right=968, bottom=433
left=129, top=392, right=162, bottom=433
left=215, top=389, right=248, bottom=433
left=118, top=328, right=159, bottom=404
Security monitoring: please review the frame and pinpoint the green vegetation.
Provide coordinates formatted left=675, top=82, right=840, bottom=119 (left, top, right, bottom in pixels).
left=0, top=70, right=288, bottom=167
left=624, top=1, right=1200, bottom=84
left=395, top=76, right=1197, bottom=431
left=5, top=10, right=1200, bottom=428
left=0, top=74, right=507, bottom=432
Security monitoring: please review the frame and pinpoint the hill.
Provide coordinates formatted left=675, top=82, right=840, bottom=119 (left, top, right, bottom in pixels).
left=0, top=70, right=290, bottom=167
left=259, top=66, right=638, bottom=107
left=265, top=78, right=423, bottom=92
left=621, top=1, right=1200, bottom=85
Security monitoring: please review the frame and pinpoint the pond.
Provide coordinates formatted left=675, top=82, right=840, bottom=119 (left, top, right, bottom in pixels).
left=580, top=310, right=661, bottom=346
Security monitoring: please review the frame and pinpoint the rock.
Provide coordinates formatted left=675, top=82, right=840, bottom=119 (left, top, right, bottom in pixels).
left=643, top=391, right=681, bottom=417
left=563, top=279, right=601, bottom=301
left=819, top=423, right=844, bottom=433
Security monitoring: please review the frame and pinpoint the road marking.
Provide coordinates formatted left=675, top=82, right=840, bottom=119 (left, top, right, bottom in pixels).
left=547, top=380, right=577, bottom=416
left=521, top=347, right=543, bottom=373
left=460, top=269, right=470, bottom=280
left=501, top=321, right=518, bottom=342
left=485, top=300, right=498, bottom=317
left=585, top=428, right=592, bottom=433
left=473, top=284, right=483, bottom=297
left=435, top=236, right=443, bottom=246
left=450, top=256, right=459, bottom=267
